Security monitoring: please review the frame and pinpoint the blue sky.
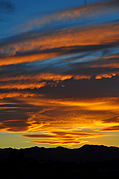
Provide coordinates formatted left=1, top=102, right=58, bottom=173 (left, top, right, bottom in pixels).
left=0, top=0, right=105, bottom=38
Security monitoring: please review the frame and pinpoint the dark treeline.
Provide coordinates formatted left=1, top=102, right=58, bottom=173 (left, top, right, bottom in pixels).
left=0, top=144, right=119, bottom=178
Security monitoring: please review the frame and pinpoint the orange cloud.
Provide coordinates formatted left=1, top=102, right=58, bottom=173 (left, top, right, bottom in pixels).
left=0, top=73, right=91, bottom=99
left=92, top=63, right=119, bottom=69
left=101, top=125, right=119, bottom=131
left=0, top=95, right=119, bottom=147
left=95, top=73, right=117, bottom=80
left=27, top=140, right=81, bottom=145
left=1, top=21, right=119, bottom=66
left=21, top=97, right=119, bottom=135
left=23, top=131, right=101, bottom=139
left=0, top=73, right=75, bottom=82
left=23, top=130, right=103, bottom=146
left=0, top=82, right=46, bottom=90
left=0, top=52, right=59, bottom=66
left=0, top=92, right=39, bottom=99
left=90, top=54, right=119, bottom=69
left=0, top=73, right=91, bottom=82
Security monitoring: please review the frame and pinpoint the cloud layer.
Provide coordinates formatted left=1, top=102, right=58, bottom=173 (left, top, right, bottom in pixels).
left=0, top=0, right=119, bottom=148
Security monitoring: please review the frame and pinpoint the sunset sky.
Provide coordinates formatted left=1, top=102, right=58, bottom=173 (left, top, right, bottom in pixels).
left=0, top=0, right=119, bottom=148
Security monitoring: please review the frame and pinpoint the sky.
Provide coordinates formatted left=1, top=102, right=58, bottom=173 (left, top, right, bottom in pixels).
left=0, top=0, right=119, bottom=149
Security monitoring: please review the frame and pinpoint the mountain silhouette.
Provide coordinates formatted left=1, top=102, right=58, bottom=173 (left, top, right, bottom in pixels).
left=0, top=144, right=119, bottom=178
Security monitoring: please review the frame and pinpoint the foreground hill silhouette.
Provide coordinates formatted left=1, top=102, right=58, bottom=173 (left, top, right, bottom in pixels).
left=0, top=144, right=119, bottom=178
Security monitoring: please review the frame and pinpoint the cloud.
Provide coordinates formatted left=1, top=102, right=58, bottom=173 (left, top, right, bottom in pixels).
left=0, top=81, right=46, bottom=90
left=0, top=20, right=119, bottom=66
left=23, top=130, right=103, bottom=146
left=0, top=72, right=91, bottom=83
left=23, top=131, right=101, bottom=139
left=101, top=125, right=119, bottom=131
left=38, top=77, right=119, bottom=99
left=0, top=95, right=119, bottom=147
left=27, top=140, right=81, bottom=145
left=0, top=0, right=119, bottom=148
left=0, top=71, right=92, bottom=99
left=16, top=0, right=119, bottom=33
left=1, top=96, right=118, bottom=132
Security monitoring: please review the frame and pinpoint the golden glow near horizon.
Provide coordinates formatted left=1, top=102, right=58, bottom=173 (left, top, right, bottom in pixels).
left=0, top=0, right=119, bottom=148
left=0, top=96, right=119, bottom=148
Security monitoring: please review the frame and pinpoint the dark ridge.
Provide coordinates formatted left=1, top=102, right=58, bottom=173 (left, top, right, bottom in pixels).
left=0, top=144, right=119, bottom=178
